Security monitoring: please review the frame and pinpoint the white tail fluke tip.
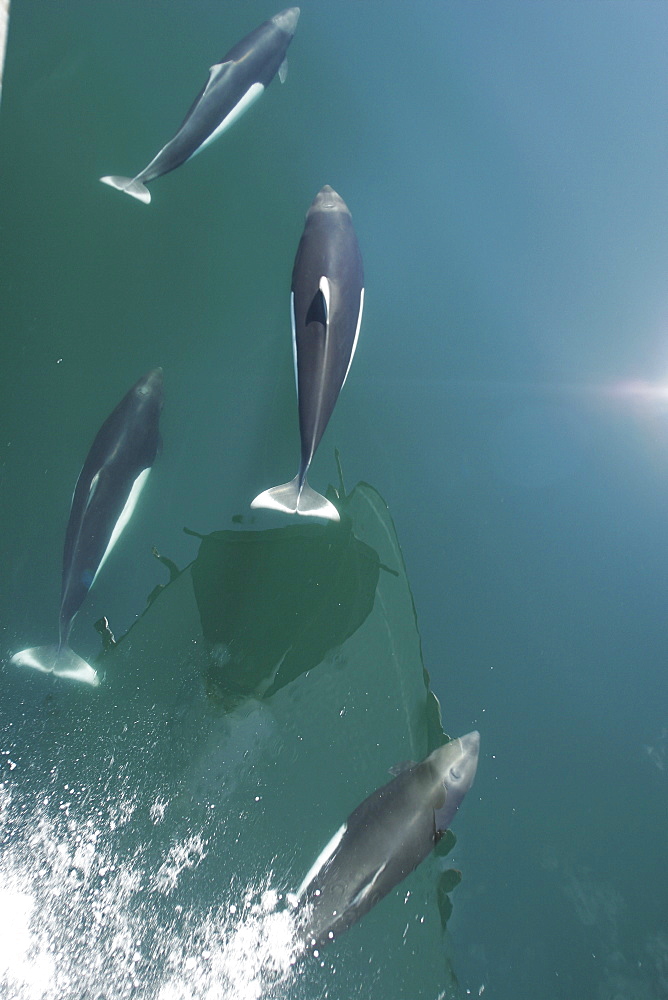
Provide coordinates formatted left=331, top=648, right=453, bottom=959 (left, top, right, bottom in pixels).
left=100, top=175, right=151, bottom=204
left=10, top=645, right=100, bottom=687
left=251, top=475, right=340, bottom=521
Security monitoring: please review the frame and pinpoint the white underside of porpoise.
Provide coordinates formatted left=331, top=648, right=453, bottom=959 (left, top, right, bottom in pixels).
left=9, top=467, right=151, bottom=688
left=296, top=822, right=347, bottom=898
left=92, top=467, right=151, bottom=585
left=188, top=81, right=265, bottom=159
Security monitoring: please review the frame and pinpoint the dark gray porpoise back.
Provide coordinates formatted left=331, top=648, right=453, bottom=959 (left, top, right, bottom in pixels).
left=292, top=186, right=364, bottom=484
left=141, top=8, right=300, bottom=182
left=59, top=368, right=164, bottom=644
left=100, top=8, right=300, bottom=202
left=298, top=759, right=441, bottom=948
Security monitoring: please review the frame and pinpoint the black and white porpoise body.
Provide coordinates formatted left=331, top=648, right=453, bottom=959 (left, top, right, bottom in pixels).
left=10, top=369, right=164, bottom=686
left=251, top=185, right=364, bottom=521
left=100, top=7, right=300, bottom=204
left=292, top=731, right=480, bottom=950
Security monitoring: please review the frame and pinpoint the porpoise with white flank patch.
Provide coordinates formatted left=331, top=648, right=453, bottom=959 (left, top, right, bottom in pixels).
left=251, top=185, right=364, bottom=521
left=11, top=368, right=164, bottom=686
left=293, top=731, right=480, bottom=950
left=100, top=7, right=300, bottom=204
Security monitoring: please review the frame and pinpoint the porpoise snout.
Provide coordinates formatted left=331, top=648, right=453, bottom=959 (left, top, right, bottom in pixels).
left=307, top=185, right=351, bottom=218
left=460, top=730, right=480, bottom=759
left=272, top=7, right=300, bottom=35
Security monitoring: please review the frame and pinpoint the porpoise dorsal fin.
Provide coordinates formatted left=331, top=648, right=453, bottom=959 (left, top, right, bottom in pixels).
left=209, top=59, right=234, bottom=77
left=305, top=278, right=329, bottom=327
left=279, top=57, right=289, bottom=83
left=389, top=760, right=416, bottom=777
left=82, top=470, right=102, bottom=515
left=349, top=861, right=388, bottom=909
left=206, top=60, right=234, bottom=90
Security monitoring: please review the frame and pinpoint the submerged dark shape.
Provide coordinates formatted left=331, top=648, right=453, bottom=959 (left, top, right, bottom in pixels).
left=100, top=8, right=300, bottom=203
left=2, top=476, right=460, bottom=997
left=251, top=185, right=364, bottom=520
left=294, top=731, right=480, bottom=950
left=10, top=368, right=163, bottom=686
left=192, top=496, right=380, bottom=706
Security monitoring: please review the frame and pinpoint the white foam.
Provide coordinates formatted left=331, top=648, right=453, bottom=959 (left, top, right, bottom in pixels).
left=0, top=781, right=301, bottom=1000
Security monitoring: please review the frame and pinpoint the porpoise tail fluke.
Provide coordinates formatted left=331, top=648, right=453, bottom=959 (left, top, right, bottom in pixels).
left=251, top=475, right=340, bottom=521
left=10, top=645, right=100, bottom=687
left=99, top=175, right=151, bottom=204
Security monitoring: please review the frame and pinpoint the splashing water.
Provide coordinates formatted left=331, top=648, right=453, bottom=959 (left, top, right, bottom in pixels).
left=0, top=779, right=302, bottom=1000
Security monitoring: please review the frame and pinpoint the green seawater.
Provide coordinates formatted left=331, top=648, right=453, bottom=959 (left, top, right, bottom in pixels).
left=2, top=2, right=668, bottom=998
